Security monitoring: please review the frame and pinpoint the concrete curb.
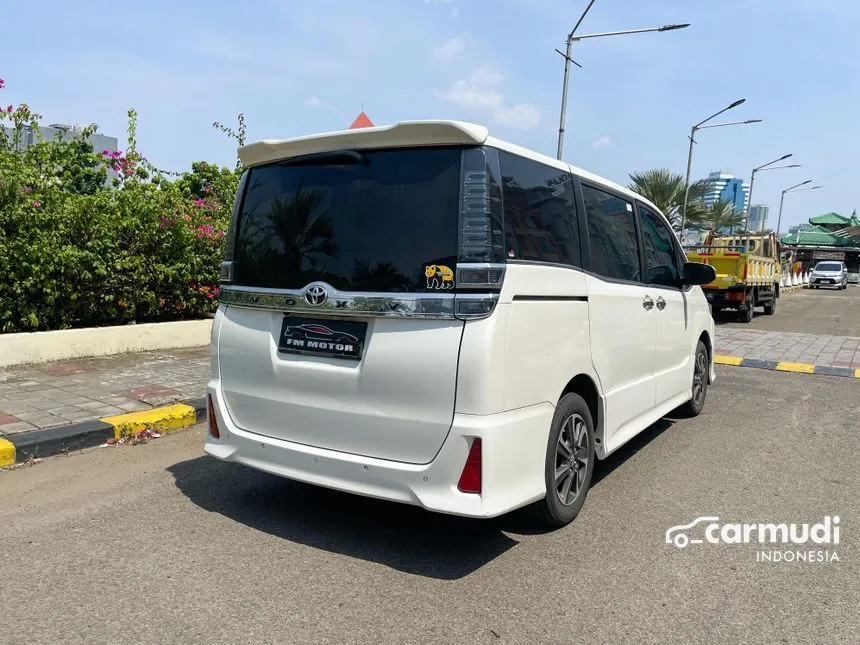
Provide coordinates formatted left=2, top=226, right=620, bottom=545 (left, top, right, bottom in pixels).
left=0, top=319, right=212, bottom=367
left=0, top=397, right=206, bottom=467
left=714, top=355, right=860, bottom=379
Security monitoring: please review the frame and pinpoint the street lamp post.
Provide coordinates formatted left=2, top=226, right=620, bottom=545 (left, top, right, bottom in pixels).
left=776, top=181, right=821, bottom=238
left=679, top=99, right=758, bottom=234
left=555, top=11, right=689, bottom=159
left=742, top=155, right=795, bottom=246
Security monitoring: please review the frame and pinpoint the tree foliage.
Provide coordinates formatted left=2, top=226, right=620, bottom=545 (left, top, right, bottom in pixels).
left=627, top=168, right=710, bottom=229
left=0, top=76, right=241, bottom=332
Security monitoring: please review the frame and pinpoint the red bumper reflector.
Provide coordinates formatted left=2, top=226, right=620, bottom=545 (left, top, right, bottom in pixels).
left=207, top=394, right=220, bottom=439
left=457, top=438, right=482, bottom=494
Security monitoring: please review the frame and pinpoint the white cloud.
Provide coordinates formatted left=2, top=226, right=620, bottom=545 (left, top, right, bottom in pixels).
left=450, top=6, right=460, bottom=18
left=305, top=95, right=322, bottom=107
left=431, top=37, right=465, bottom=62
left=592, top=135, right=612, bottom=149
left=435, top=68, right=540, bottom=130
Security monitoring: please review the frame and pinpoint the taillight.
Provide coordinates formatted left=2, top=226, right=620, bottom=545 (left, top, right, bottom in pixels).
left=453, top=147, right=505, bottom=321
left=207, top=394, right=220, bottom=439
left=457, top=438, right=482, bottom=494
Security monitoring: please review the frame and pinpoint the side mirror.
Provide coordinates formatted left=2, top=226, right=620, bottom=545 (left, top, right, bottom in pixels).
left=683, top=261, right=716, bottom=286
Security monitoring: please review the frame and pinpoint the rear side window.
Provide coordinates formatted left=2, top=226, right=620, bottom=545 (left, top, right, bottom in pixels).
left=498, top=151, right=581, bottom=267
left=233, top=147, right=462, bottom=292
left=582, top=184, right=640, bottom=282
left=638, top=204, right=681, bottom=287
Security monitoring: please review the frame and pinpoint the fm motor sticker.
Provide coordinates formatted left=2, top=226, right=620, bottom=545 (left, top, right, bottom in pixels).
left=425, top=264, right=455, bottom=290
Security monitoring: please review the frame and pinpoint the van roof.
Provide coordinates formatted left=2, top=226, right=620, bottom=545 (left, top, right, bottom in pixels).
left=238, top=119, right=662, bottom=217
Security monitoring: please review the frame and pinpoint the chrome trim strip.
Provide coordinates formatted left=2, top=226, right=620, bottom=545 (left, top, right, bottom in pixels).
left=219, top=284, right=499, bottom=319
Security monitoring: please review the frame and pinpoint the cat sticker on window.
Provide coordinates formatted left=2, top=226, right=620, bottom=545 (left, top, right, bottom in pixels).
left=425, top=264, right=455, bottom=290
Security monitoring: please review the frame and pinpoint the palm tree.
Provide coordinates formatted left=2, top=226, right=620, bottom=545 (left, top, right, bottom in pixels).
left=697, top=199, right=746, bottom=233
left=627, top=169, right=710, bottom=229
left=265, top=183, right=339, bottom=273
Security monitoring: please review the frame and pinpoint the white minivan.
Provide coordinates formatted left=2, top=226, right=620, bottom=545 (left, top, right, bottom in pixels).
left=205, top=120, right=717, bottom=526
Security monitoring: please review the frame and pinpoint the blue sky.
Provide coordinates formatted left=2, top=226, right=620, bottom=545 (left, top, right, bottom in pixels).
left=2, top=0, right=857, bottom=229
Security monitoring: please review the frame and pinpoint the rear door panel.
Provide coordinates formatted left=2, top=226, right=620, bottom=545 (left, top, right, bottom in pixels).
left=219, top=306, right=465, bottom=464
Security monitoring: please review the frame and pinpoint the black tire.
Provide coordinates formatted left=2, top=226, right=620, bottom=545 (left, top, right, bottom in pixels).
left=678, top=341, right=709, bottom=418
left=763, top=296, right=776, bottom=315
left=535, top=393, right=595, bottom=527
left=740, top=292, right=754, bottom=323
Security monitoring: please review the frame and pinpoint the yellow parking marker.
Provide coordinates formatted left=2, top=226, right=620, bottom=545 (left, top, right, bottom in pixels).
left=0, top=438, right=16, bottom=468
left=855, top=369, right=860, bottom=379
left=714, top=355, right=743, bottom=366
left=776, top=362, right=815, bottom=374
left=101, top=403, right=197, bottom=439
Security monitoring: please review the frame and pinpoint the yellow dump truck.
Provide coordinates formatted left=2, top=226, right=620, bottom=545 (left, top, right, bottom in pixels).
left=684, top=232, right=781, bottom=322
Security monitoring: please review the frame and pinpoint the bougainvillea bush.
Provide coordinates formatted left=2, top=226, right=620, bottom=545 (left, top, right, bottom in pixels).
left=0, top=76, right=241, bottom=332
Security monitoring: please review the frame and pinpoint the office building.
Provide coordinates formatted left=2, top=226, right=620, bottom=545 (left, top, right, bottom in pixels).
left=748, top=204, right=770, bottom=231
left=703, top=171, right=749, bottom=214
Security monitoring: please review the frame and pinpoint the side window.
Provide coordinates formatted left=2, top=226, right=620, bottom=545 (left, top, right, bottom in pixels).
left=498, top=151, right=581, bottom=267
left=638, top=204, right=681, bottom=287
left=581, top=184, right=641, bottom=282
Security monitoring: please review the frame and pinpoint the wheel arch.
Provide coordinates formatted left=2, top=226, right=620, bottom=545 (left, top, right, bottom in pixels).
left=560, top=374, right=604, bottom=458
left=697, top=329, right=713, bottom=384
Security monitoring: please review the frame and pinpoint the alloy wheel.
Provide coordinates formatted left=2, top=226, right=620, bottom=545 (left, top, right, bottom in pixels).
left=554, top=413, right=589, bottom=506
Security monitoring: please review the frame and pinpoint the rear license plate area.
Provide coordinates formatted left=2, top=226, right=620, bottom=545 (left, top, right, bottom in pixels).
left=278, top=316, right=368, bottom=361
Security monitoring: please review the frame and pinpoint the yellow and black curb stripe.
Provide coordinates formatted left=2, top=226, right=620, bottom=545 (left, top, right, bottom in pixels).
left=715, top=355, right=860, bottom=379
left=0, top=397, right=206, bottom=468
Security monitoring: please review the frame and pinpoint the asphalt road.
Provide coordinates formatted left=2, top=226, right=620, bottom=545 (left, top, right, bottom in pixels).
left=716, top=285, right=860, bottom=335
left=1, top=367, right=858, bottom=645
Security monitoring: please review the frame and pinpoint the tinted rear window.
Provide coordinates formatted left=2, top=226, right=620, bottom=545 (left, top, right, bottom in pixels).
left=233, top=147, right=462, bottom=292
left=816, top=263, right=842, bottom=271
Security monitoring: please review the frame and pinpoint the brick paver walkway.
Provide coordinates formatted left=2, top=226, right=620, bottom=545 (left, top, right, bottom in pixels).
left=714, top=328, right=860, bottom=368
left=2, top=326, right=856, bottom=438
left=0, top=348, right=209, bottom=436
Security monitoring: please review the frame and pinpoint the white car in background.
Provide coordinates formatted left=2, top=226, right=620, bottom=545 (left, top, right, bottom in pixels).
left=810, top=261, right=848, bottom=290
left=204, top=120, right=717, bottom=527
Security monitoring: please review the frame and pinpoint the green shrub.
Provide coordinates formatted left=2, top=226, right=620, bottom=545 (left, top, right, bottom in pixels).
left=0, top=77, right=239, bottom=333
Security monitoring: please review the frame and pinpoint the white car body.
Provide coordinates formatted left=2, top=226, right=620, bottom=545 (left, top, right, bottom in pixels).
left=810, top=261, right=848, bottom=289
left=204, top=120, right=716, bottom=520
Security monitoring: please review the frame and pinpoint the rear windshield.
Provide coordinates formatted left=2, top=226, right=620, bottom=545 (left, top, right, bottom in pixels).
left=816, top=262, right=843, bottom=271
left=232, top=147, right=462, bottom=292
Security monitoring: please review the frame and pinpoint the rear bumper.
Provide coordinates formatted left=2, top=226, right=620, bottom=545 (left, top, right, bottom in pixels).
left=204, top=382, right=552, bottom=518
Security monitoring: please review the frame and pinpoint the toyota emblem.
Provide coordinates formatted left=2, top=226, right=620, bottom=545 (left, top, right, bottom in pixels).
left=304, top=285, right=328, bottom=306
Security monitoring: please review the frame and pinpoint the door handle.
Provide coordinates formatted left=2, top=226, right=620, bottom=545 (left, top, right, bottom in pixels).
left=642, top=295, right=654, bottom=311
left=656, top=296, right=666, bottom=311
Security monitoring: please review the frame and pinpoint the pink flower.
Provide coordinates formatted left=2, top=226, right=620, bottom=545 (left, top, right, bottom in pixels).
left=0, top=78, right=5, bottom=90
left=193, top=198, right=206, bottom=206
left=23, top=186, right=33, bottom=193
left=5, top=105, right=11, bottom=113
left=32, top=200, right=42, bottom=208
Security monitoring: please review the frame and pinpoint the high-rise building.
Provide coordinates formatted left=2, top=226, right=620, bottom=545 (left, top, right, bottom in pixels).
left=748, top=204, right=770, bottom=231
left=703, top=171, right=749, bottom=214
left=788, top=223, right=813, bottom=235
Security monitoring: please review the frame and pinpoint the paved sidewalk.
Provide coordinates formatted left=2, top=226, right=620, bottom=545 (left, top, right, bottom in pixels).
left=714, top=328, right=860, bottom=369
left=0, top=348, right=209, bottom=436
left=2, top=325, right=857, bottom=439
